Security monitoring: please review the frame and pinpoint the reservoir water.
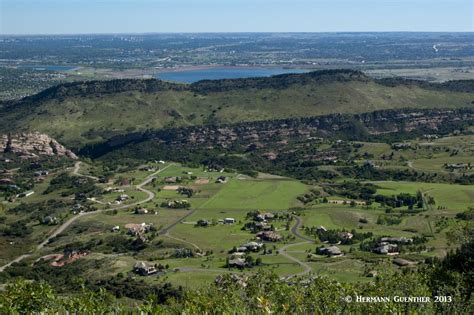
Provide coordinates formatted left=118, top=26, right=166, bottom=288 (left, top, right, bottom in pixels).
left=156, top=67, right=311, bottom=83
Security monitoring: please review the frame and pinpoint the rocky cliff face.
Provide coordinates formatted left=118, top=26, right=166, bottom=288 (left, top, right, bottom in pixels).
left=79, top=108, right=474, bottom=160
left=1, top=132, right=77, bottom=159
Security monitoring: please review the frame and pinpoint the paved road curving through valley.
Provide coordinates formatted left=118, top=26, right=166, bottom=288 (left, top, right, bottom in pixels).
left=278, top=215, right=316, bottom=277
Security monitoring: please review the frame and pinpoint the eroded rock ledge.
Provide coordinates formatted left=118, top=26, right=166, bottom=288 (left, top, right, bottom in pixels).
left=1, top=132, right=77, bottom=159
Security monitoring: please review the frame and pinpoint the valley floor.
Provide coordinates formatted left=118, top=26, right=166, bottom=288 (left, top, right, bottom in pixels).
left=1, top=156, right=472, bottom=289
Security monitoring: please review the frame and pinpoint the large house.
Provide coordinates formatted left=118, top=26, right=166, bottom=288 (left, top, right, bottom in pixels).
left=126, top=223, right=152, bottom=236
left=318, top=246, right=343, bottom=257
left=224, top=218, right=235, bottom=224
left=133, top=261, right=157, bottom=276
left=374, top=243, right=399, bottom=255
left=339, top=232, right=354, bottom=240
left=116, top=194, right=129, bottom=202
left=164, top=176, right=181, bottom=183
left=243, top=241, right=263, bottom=251
left=227, top=258, right=246, bottom=269
left=257, top=231, right=282, bottom=242
left=135, top=208, right=148, bottom=215
left=255, top=212, right=275, bottom=222
left=379, top=237, right=413, bottom=244
left=17, top=190, right=34, bottom=198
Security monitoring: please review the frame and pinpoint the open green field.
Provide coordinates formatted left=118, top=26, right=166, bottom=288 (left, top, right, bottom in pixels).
left=199, top=178, right=308, bottom=210
left=373, top=181, right=474, bottom=211
left=352, top=135, right=474, bottom=176
left=74, top=209, right=191, bottom=233
left=410, top=156, right=473, bottom=174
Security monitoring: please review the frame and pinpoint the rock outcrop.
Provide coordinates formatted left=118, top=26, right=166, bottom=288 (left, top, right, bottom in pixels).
left=1, top=132, right=77, bottom=159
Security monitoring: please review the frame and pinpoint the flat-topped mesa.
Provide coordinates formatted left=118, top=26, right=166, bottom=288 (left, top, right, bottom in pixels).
left=1, top=132, right=77, bottom=159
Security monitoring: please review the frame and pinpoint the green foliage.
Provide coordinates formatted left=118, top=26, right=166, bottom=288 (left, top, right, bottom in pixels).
left=0, top=279, right=121, bottom=314
left=376, top=214, right=403, bottom=225
left=0, top=279, right=57, bottom=314
left=2, top=72, right=472, bottom=146
left=44, top=173, right=102, bottom=197
left=1, top=259, right=473, bottom=314
left=1, top=221, right=32, bottom=237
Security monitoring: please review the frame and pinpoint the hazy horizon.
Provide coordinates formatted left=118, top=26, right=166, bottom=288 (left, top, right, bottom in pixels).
left=2, top=31, right=473, bottom=37
left=1, top=0, right=473, bottom=35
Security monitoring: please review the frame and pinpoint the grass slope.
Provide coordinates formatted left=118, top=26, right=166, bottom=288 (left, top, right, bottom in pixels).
left=1, top=70, right=472, bottom=147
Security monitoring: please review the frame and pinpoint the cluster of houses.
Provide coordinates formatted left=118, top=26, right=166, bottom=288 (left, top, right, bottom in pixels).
left=109, top=222, right=154, bottom=242
left=42, top=215, right=60, bottom=225
left=244, top=211, right=279, bottom=232
left=392, top=143, right=411, bottom=150
left=162, top=199, right=190, bottom=209
left=255, top=212, right=275, bottom=222
left=139, top=165, right=156, bottom=172
left=205, top=167, right=225, bottom=173
left=373, top=237, right=413, bottom=255
left=33, top=170, right=50, bottom=182
left=314, top=226, right=354, bottom=243
left=195, top=217, right=236, bottom=226
left=71, top=203, right=84, bottom=214
left=232, top=241, right=264, bottom=253
left=328, top=199, right=366, bottom=206
left=104, top=187, right=125, bottom=193
left=33, top=170, right=49, bottom=177
left=310, top=226, right=350, bottom=257
left=423, top=134, right=439, bottom=140
left=43, top=249, right=90, bottom=267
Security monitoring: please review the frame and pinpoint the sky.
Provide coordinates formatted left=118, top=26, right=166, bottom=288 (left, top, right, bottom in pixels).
left=1, top=0, right=473, bottom=35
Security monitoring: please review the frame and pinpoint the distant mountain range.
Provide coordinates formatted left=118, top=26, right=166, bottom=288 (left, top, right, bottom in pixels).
left=1, top=70, right=472, bottom=148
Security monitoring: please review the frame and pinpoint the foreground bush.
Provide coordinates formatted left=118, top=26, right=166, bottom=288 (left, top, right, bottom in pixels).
left=1, top=225, right=472, bottom=314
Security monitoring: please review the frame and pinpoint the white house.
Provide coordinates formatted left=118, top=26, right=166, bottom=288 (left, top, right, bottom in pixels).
left=224, top=218, right=236, bottom=224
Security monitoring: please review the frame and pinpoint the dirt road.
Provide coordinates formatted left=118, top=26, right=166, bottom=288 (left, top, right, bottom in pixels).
left=0, top=162, right=173, bottom=272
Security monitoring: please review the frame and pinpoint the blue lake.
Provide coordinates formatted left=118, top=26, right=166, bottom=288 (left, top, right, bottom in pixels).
left=156, top=67, right=311, bottom=83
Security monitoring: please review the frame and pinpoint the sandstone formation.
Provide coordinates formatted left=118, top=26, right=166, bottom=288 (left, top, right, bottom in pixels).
left=1, top=132, right=77, bottom=159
